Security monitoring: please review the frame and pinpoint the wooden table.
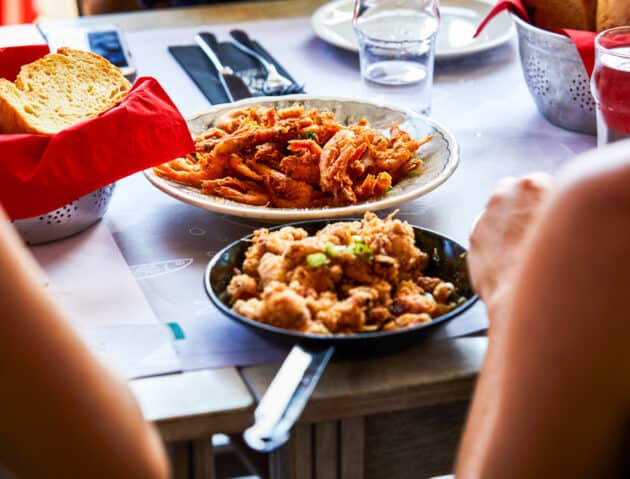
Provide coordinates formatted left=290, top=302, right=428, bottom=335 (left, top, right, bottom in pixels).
left=129, top=337, right=485, bottom=479
left=7, top=1, right=597, bottom=477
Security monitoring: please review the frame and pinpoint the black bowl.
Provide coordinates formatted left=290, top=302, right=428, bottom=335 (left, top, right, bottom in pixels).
left=204, top=219, right=478, bottom=353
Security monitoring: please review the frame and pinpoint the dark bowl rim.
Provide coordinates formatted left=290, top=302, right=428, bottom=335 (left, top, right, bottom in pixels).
left=204, top=218, right=479, bottom=343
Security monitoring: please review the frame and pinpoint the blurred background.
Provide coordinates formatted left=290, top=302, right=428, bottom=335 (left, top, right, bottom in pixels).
left=1, top=0, right=77, bottom=24
left=0, top=0, right=169, bottom=23
left=39, top=0, right=78, bottom=18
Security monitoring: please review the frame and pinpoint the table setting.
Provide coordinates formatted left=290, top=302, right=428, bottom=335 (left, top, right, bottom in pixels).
left=2, top=0, right=628, bottom=474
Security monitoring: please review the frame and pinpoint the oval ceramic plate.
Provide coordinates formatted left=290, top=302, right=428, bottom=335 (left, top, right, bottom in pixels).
left=311, top=0, right=515, bottom=59
left=144, top=95, right=459, bottom=221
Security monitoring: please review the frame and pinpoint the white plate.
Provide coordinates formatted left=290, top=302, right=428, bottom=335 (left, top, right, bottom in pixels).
left=311, top=0, right=515, bottom=59
left=144, top=95, right=459, bottom=221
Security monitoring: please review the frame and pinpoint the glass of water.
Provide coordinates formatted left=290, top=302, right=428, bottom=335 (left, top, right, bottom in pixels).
left=353, top=0, right=440, bottom=115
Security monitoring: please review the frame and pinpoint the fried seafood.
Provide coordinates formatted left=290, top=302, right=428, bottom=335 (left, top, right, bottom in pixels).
left=154, top=104, right=431, bottom=208
left=227, top=213, right=460, bottom=334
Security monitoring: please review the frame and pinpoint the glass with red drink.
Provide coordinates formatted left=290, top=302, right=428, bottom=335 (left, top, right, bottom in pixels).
left=591, top=27, right=630, bottom=146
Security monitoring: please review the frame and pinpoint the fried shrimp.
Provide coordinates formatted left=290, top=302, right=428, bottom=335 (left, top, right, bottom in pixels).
left=319, top=129, right=368, bottom=203
left=201, top=177, right=269, bottom=206
left=153, top=104, right=431, bottom=208
left=226, top=213, right=461, bottom=334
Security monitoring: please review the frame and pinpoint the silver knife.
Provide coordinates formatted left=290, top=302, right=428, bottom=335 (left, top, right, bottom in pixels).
left=194, top=32, right=251, bottom=102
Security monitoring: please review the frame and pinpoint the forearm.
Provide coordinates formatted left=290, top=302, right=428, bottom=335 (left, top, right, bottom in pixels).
left=453, top=296, right=513, bottom=478
left=456, top=163, right=630, bottom=478
left=0, top=216, right=168, bottom=479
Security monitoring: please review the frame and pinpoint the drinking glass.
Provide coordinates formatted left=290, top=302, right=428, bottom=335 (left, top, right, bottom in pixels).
left=591, top=26, right=630, bottom=146
left=353, top=0, right=440, bottom=115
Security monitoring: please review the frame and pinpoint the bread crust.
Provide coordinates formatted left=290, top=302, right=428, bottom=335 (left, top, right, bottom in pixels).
left=0, top=80, right=42, bottom=134
left=597, top=0, right=630, bottom=31
left=525, top=0, right=597, bottom=31
left=0, top=48, right=131, bottom=135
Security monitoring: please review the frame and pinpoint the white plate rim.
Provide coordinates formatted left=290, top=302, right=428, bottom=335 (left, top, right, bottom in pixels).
left=310, top=0, right=515, bottom=59
left=144, top=94, right=460, bottom=221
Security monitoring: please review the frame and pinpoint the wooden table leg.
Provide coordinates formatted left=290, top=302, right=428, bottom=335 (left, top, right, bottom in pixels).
left=315, top=421, right=338, bottom=479
left=362, top=401, right=468, bottom=478
left=278, top=418, right=365, bottom=479
left=192, top=438, right=215, bottom=479
left=168, top=442, right=191, bottom=479
left=340, top=416, right=365, bottom=479
left=287, top=423, right=313, bottom=479
left=167, top=438, right=215, bottom=479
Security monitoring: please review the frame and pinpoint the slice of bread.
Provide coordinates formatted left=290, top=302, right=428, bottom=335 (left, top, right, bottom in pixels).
left=525, top=0, right=597, bottom=31
left=597, top=0, right=630, bottom=31
left=0, top=47, right=131, bottom=135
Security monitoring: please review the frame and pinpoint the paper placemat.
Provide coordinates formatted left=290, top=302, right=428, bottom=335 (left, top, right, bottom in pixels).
left=105, top=174, right=487, bottom=375
left=30, top=222, right=182, bottom=379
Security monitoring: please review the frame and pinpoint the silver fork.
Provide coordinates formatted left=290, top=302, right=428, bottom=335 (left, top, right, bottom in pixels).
left=229, top=30, right=304, bottom=95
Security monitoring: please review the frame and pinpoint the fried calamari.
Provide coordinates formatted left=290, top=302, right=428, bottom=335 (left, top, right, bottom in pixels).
left=226, top=212, right=460, bottom=335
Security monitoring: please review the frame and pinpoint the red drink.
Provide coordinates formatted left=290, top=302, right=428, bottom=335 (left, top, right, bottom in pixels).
left=591, top=29, right=630, bottom=145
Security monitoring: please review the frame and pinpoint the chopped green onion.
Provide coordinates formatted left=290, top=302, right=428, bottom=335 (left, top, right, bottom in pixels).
left=304, top=131, right=317, bottom=140
left=306, top=252, right=327, bottom=268
left=350, top=241, right=373, bottom=258
left=325, top=244, right=344, bottom=257
left=324, top=240, right=373, bottom=262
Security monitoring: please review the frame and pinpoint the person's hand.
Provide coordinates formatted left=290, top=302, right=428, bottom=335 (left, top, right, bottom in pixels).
left=468, top=173, right=552, bottom=315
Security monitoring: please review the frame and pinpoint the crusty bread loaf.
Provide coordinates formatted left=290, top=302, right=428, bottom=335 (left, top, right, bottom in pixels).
left=0, top=47, right=131, bottom=135
left=525, top=0, right=597, bottom=31
left=597, top=0, right=630, bottom=31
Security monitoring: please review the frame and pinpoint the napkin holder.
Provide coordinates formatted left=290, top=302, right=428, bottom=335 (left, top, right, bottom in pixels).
left=0, top=45, right=194, bottom=244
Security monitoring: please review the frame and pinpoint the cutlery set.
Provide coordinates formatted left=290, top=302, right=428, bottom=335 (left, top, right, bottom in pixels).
left=193, top=30, right=304, bottom=102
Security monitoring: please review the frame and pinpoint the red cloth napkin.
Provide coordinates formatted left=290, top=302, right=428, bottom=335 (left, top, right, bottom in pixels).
left=0, top=45, right=50, bottom=80
left=0, top=45, right=194, bottom=220
left=475, top=0, right=597, bottom=76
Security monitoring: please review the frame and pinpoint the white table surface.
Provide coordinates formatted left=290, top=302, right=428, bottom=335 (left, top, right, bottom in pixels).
left=120, top=16, right=595, bottom=231
left=112, top=14, right=595, bottom=357
left=4, top=16, right=596, bottom=375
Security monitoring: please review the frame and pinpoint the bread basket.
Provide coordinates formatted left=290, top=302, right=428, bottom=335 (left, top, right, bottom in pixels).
left=12, top=184, right=115, bottom=245
left=512, top=14, right=596, bottom=135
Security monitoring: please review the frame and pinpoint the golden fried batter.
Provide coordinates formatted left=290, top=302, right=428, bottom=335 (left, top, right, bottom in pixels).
left=226, top=213, right=461, bottom=334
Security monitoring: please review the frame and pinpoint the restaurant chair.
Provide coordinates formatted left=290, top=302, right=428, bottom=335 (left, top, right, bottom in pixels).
left=76, top=0, right=141, bottom=16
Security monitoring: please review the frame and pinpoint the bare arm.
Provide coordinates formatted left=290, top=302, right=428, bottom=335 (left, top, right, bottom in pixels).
left=456, top=144, right=630, bottom=478
left=0, top=212, right=169, bottom=479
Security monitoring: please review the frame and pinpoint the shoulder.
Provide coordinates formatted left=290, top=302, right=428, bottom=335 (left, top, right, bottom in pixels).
left=552, top=141, right=630, bottom=219
left=556, top=140, right=630, bottom=198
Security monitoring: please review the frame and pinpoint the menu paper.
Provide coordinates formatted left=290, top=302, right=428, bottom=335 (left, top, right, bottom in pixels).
left=30, top=222, right=182, bottom=379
